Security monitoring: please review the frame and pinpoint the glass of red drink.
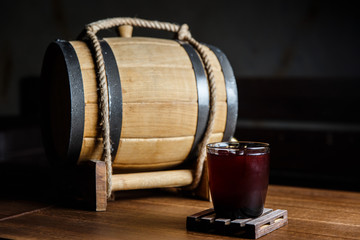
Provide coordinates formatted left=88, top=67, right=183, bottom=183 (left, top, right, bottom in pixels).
left=207, top=141, right=270, bottom=219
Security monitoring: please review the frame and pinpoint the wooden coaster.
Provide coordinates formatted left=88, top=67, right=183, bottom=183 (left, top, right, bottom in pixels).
left=186, top=208, right=288, bottom=239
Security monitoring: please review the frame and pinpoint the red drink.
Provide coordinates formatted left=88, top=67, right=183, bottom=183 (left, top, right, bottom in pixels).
left=207, top=142, right=270, bottom=219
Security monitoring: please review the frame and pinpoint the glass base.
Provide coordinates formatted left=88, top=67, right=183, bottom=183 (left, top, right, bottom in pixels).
left=214, top=206, right=264, bottom=219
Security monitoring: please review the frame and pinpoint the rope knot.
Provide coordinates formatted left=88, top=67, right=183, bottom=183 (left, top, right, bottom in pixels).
left=85, top=24, right=97, bottom=35
left=177, top=24, right=191, bottom=41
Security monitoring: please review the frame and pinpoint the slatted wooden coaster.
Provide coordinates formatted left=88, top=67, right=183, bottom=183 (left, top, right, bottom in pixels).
left=186, top=208, right=288, bottom=239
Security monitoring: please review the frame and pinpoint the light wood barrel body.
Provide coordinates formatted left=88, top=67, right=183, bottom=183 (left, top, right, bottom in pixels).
left=41, top=37, right=238, bottom=172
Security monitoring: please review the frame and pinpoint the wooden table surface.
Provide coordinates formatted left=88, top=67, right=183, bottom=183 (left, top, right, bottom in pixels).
left=1, top=185, right=359, bottom=239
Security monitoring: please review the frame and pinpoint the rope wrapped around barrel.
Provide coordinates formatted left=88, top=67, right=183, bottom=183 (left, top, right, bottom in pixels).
left=83, top=17, right=217, bottom=198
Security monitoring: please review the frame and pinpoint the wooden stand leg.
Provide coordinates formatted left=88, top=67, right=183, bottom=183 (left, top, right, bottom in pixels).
left=76, top=160, right=107, bottom=211
left=194, top=160, right=211, bottom=201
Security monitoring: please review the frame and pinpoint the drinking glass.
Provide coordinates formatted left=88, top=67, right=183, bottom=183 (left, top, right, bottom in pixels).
left=207, top=141, right=270, bottom=219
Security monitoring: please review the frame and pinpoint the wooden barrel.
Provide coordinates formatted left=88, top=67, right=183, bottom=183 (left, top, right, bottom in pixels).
left=41, top=37, right=238, bottom=172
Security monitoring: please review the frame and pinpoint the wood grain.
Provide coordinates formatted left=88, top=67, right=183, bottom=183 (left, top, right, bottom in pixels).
left=118, top=102, right=198, bottom=138
left=78, top=133, right=224, bottom=171
left=106, top=36, right=180, bottom=46
left=0, top=201, right=50, bottom=221
left=1, top=185, right=360, bottom=239
left=116, top=66, right=199, bottom=103
left=84, top=160, right=107, bottom=211
left=105, top=38, right=193, bottom=68
left=78, top=136, right=194, bottom=170
left=245, top=209, right=288, bottom=238
left=186, top=207, right=286, bottom=238
left=118, top=25, right=133, bottom=38
left=83, top=102, right=198, bottom=138
left=111, top=170, right=193, bottom=191
left=83, top=102, right=227, bottom=138
left=71, top=37, right=228, bottom=171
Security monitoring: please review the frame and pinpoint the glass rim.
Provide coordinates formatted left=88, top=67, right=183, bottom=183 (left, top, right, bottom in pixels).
left=206, top=141, right=270, bottom=151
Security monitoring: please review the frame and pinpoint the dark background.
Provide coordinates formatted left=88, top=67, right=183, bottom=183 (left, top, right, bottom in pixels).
left=1, top=0, right=360, bottom=194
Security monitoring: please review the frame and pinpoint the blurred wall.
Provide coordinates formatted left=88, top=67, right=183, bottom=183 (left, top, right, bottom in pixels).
left=1, top=0, right=360, bottom=190
left=1, top=0, right=360, bottom=116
